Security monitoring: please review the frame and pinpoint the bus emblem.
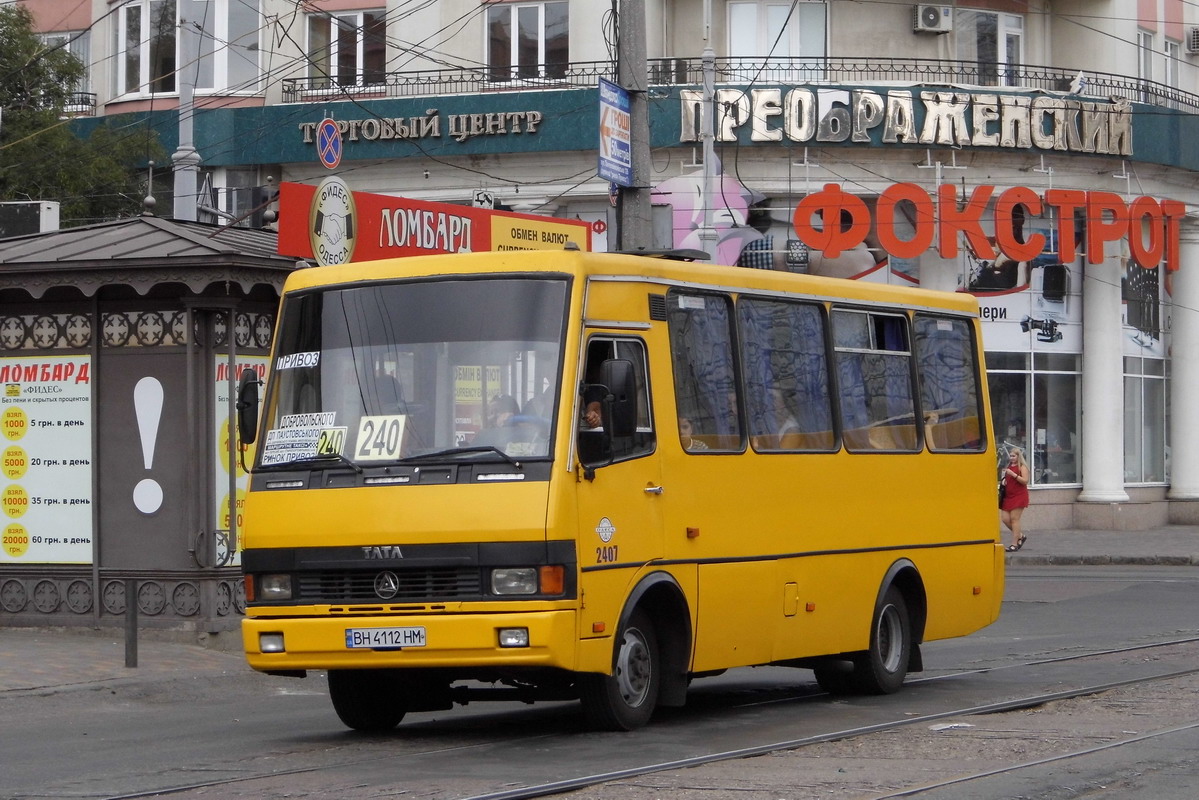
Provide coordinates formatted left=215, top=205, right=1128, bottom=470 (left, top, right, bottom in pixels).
left=596, top=517, right=616, bottom=543
left=374, top=572, right=400, bottom=600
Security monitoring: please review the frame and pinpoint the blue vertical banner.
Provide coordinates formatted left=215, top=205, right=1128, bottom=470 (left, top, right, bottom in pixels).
left=598, top=78, right=632, bottom=187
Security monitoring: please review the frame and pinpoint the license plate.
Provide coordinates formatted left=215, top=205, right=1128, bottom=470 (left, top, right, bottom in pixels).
left=344, top=626, right=427, bottom=649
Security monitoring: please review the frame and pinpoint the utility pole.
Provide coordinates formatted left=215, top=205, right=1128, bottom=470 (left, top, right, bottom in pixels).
left=697, top=0, right=718, bottom=261
left=173, top=12, right=201, bottom=221
left=616, top=0, right=652, bottom=250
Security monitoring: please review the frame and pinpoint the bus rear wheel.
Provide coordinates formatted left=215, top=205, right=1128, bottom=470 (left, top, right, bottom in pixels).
left=579, top=609, right=660, bottom=731
left=853, top=586, right=911, bottom=694
left=327, top=669, right=407, bottom=732
left=813, top=586, right=911, bottom=696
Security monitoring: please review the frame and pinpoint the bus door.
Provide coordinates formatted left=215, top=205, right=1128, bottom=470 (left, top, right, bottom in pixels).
left=574, top=335, right=665, bottom=633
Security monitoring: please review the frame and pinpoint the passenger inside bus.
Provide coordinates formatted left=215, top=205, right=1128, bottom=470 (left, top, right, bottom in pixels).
left=472, top=394, right=520, bottom=448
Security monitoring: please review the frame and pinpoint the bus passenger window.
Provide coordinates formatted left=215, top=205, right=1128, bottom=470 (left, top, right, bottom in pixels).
left=738, top=299, right=835, bottom=451
left=667, top=291, right=743, bottom=452
left=914, top=315, right=984, bottom=451
left=833, top=309, right=918, bottom=452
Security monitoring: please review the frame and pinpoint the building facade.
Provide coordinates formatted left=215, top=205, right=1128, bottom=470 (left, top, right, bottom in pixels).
left=11, top=0, right=1199, bottom=573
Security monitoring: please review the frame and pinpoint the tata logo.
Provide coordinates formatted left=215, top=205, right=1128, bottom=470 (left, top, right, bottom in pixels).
left=362, top=545, right=404, bottom=559
left=374, top=571, right=400, bottom=600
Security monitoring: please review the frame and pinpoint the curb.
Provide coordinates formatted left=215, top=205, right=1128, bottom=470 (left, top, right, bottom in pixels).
left=1007, top=554, right=1199, bottom=566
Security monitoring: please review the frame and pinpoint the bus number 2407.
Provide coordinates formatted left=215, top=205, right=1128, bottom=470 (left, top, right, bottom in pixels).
left=596, top=545, right=618, bottom=563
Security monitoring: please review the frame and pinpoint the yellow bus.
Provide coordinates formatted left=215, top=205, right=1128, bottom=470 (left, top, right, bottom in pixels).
left=237, top=249, right=1003, bottom=731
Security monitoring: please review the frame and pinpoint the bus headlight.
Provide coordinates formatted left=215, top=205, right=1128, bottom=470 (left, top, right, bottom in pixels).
left=490, top=566, right=565, bottom=596
left=491, top=568, right=537, bottom=595
left=257, top=574, right=293, bottom=601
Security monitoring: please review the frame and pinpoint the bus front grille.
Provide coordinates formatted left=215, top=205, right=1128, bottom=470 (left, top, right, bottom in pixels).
left=297, top=568, right=483, bottom=602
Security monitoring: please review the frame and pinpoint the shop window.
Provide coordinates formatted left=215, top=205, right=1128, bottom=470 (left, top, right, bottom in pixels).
left=988, top=352, right=1080, bottom=486
left=955, top=10, right=1023, bottom=87
left=307, top=10, right=387, bottom=89
left=1124, top=357, right=1166, bottom=483
left=487, top=2, right=568, bottom=82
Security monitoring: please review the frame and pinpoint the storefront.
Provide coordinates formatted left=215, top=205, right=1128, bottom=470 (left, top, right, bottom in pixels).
left=75, top=74, right=1199, bottom=530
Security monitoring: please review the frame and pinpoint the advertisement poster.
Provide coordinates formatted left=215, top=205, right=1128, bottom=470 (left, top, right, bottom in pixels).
left=1122, top=260, right=1166, bottom=358
left=277, top=181, right=592, bottom=265
left=959, top=219, right=1084, bottom=352
left=1, top=355, right=92, bottom=564
left=214, top=355, right=268, bottom=567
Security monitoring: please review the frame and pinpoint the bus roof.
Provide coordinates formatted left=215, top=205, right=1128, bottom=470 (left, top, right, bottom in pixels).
left=282, top=250, right=979, bottom=315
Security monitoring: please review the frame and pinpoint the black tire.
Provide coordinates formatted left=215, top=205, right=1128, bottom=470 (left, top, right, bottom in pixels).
left=327, top=669, right=407, bottom=732
left=812, top=660, right=857, bottom=695
left=579, top=609, right=660, bottom=731
left=850, top=585, right=911, bottom=695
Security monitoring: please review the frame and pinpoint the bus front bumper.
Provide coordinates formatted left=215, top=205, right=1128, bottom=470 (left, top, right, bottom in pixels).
left=242, top=610, right=580, bottom=673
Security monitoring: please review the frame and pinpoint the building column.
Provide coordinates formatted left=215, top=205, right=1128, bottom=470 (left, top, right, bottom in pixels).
left=1078, top=251, right=1129, bottom=502
left=1167, top=221, right=1199, bottom=498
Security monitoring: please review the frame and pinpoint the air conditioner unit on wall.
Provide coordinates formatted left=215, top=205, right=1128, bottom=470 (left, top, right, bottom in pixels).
left=1187, top=27, right=1199, bottom=54
left=913, top=5, right=952, bottom=34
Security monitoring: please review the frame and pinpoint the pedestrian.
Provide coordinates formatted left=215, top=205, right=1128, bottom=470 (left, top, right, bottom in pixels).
left=1000, top=447, right=1030, bottom=551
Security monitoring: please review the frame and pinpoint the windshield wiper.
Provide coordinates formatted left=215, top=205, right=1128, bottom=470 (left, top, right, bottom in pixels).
left=274, top=452, right=363, bottom=474
left=401, top=446, right=520, bottom=466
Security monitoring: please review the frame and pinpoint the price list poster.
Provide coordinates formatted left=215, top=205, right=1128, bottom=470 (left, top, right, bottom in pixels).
left=1, top=355, right=93, bottom=564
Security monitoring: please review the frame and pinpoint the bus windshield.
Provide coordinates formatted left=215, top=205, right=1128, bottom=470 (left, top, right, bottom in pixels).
left=258, top=276, right=570, bottom=469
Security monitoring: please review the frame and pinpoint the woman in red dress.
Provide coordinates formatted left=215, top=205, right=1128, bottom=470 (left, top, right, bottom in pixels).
left=1000, top=447, right=1031, bottom=551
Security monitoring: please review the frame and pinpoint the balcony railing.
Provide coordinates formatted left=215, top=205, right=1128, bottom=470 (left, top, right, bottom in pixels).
left=62, top=91, right=96, bottom=117
left=281, top=57, right=1199, bottom=113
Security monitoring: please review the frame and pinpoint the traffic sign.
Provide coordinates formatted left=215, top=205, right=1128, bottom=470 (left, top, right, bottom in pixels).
left=317, top=118, right=342, bottom=170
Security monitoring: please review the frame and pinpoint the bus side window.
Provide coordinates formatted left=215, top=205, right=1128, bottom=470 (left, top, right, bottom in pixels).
left=578, top=337, right=655, bottom=466
left=666, top=291, right=743, bottom=452
left=738, top=298, right=835, bottom=451
left=833, top=309, right=918, bottom=452
left=914, top=315, right=984, bottom=451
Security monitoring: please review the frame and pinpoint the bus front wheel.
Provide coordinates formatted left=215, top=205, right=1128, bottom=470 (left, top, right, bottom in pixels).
left=328, top=669, right=407, bottom=732
left=579, top=609, right=660, bottom=731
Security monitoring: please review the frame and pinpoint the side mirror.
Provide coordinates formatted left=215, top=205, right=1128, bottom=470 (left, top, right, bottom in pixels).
left=599, top=358, right=637, bottom=438
left=236, top=367, right=261, bottom=445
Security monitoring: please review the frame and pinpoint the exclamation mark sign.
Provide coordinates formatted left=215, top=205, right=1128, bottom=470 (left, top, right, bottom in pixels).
left=133, top=377, right=164, bottom=514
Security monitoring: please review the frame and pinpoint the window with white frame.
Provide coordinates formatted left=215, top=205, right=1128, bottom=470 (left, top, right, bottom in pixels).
left=307, top=10, right=387, bottom=89
left=115, top=0, right=262, bottom=97
left=728, top=1, right=826, bottom=60
left=193, top=0, right=261, bottom=93
left=41, top=31, right=91, bottom=97
left=987, top=352, right=1080, bottom=486
left=1164, top=39, right=1180, bottom=98
left=486, top=1, right=568, bottom=82
left=117, top=0, right=176, bottom=95
left=955, top=10, right=1023, bottom=86
left=1137, top=30, right=1154, bottom=101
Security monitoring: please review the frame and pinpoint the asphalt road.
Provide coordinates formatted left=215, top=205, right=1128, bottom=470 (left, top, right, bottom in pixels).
left=1, top=565, right=1197, bottom=800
